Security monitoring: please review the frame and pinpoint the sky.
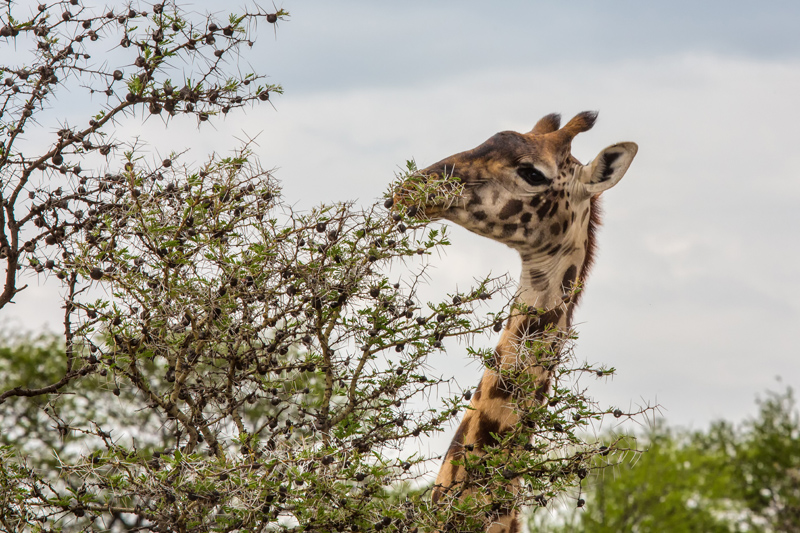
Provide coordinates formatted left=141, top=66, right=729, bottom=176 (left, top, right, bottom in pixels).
left=3, top=1, right=800, bottom=443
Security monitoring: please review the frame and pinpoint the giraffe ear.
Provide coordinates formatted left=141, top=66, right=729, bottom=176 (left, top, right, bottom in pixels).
left=579, top=142, right=638, bottom=193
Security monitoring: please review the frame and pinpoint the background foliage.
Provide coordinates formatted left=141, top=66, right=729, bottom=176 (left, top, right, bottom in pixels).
left=532, top=385, right=800, bottom=533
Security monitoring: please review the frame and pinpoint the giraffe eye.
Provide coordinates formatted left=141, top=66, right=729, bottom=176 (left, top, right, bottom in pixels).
left=516, top=165, right=549, bottom=187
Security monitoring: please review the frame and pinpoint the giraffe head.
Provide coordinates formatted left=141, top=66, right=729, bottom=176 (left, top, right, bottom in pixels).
left=405, top=111, right=637, bottom=302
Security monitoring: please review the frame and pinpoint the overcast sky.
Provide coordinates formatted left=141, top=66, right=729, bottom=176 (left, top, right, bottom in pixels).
left=4, top=1, right=800, bottom=439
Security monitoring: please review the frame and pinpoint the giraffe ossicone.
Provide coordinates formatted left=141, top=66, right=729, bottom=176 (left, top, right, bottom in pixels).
left=399, top=111, right=637, bottom=533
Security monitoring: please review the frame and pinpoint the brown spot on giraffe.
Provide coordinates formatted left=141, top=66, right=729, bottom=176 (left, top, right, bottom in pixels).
left=561, top=264, right=578, bottom=293
left=498, top=199, right=524, bottom=219
left=528, top=268, right=548, bottom=289
left=475, top=412, right=502, bottom=448
left=501, top=223, right=518, bottom=239
left=398, top=111, right=638, bottom=532
left=536, top=199, right=552, bottom=220
left=485, top=377, right=512, bottom=401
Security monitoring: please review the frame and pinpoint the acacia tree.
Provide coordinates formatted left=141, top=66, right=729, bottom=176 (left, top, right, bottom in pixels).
left=0, top=2, right=649, bottom=531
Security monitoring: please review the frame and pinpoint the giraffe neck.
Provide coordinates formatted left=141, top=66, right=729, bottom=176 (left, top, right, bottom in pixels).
left=432, top=251, right=587, bottom=533
left=518, top=256, right=579, bottom=312
left=495, top=252, right=585, bottom=363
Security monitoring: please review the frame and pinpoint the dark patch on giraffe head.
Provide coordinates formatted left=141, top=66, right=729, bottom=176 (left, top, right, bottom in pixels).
left=501, top=223, right=519, bottom=239
left=466, top=191, right=484, bottom=207
left=536, top=199, right=552, bottom=220
left=498, top=199, right=523, bottom=220
left=547, top=199, right=559, bottom=218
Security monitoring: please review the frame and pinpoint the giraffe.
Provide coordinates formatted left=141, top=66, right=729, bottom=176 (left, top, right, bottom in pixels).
left=407, top=111, right=637, bottom=532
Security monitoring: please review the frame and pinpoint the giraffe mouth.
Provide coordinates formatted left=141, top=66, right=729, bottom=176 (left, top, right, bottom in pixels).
left=392, top=171, right=465, bottom=221
left=392, top=192, right=458, bottom=222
